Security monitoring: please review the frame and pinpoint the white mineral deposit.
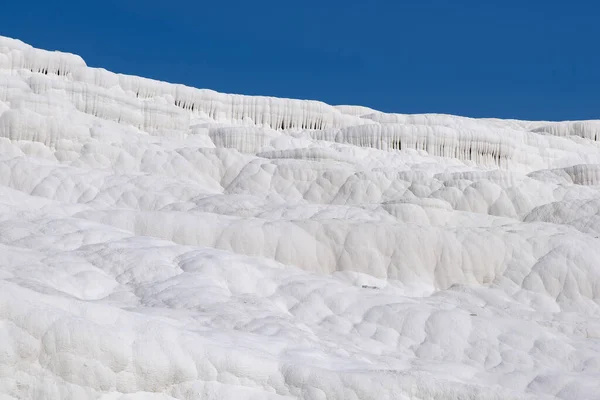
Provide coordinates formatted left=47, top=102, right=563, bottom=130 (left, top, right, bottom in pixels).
left=0, top=35, right=599, bottom=399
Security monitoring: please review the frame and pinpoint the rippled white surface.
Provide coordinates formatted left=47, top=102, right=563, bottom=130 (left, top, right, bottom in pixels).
left=1, top=36, right=599, bottom=400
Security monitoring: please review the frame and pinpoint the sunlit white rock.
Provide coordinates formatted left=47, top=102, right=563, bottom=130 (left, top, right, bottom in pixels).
left=0, top=35, right=599, bottom=400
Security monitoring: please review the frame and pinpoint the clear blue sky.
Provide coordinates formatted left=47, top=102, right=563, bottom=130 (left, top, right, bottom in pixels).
left=1, top=0, right=598, bottom=120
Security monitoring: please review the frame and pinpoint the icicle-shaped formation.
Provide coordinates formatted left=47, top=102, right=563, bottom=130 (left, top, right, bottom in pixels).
left=530, top=121, right=600, bottom=141
left=0, top=37, right=364, bottom=133
left=311, top=124, right=514, bottom=166
left=560, top=164, right=600, bottom=185
left=363, top=112, right=600, bottom=143
left=257, top=148, right=357, bottom=164
left=23, top=74, right=190, bottom=134
left=0, top=36, right=85, bottom=77
left=528, top=164, right=600, bottom=186
left=209, top=126, right=279, bottom=153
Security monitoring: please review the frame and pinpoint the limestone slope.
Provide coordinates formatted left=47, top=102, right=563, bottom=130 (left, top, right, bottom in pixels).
left=0, top=36, right=599, bottom=400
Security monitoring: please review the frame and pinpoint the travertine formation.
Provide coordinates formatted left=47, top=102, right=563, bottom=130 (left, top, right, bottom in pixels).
left=0, top=36, right=599, bottom=400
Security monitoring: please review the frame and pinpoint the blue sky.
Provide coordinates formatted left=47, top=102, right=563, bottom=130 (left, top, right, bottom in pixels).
left=1, top=0, right=598, bottom=120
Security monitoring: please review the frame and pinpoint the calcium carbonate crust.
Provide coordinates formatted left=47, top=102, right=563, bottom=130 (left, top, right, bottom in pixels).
left=0, top=36, right=599, bottom=400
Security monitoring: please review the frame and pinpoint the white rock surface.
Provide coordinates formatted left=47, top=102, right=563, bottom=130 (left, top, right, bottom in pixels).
left=0, top=35, right=599, bottom=400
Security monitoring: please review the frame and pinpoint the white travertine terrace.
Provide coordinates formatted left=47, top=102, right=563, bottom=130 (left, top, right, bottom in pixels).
left=0, top=35, right=599, bottom=400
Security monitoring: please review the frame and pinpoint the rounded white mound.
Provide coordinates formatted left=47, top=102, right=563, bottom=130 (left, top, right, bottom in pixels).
left=0, top=36, right=599, bottom=400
